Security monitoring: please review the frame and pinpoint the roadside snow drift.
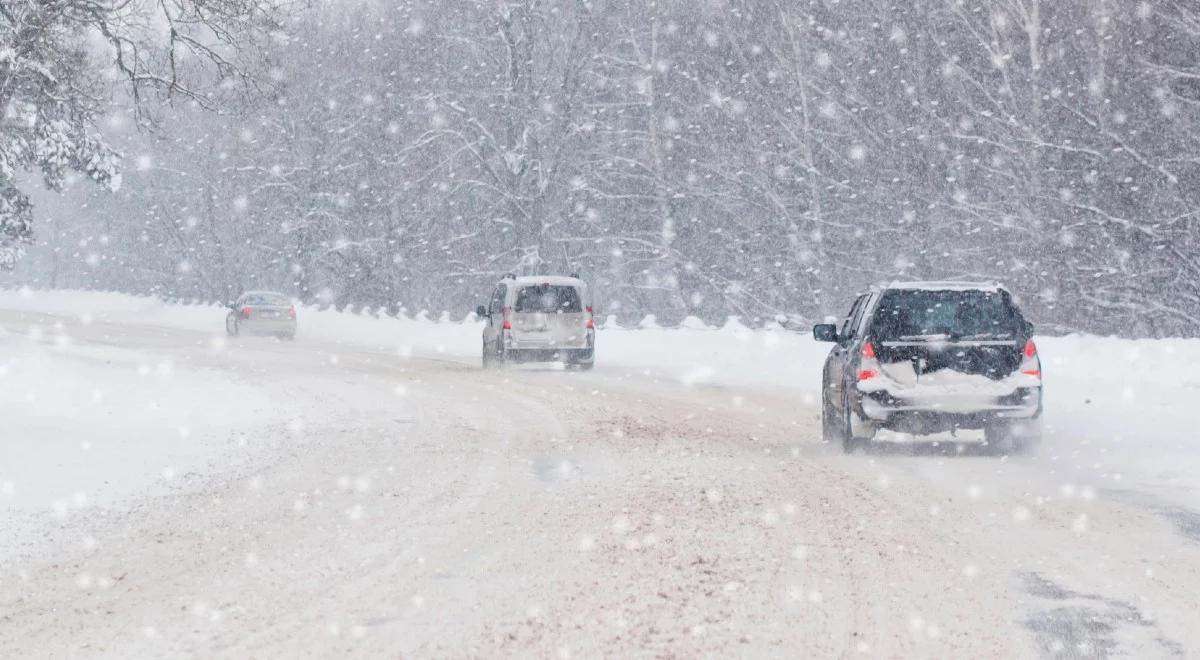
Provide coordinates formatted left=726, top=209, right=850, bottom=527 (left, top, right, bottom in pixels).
left=0, top=329, right=270, bottom=505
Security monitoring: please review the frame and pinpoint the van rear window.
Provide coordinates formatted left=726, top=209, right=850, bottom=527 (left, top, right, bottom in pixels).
left=514, top=285, right=583, bottom=313
left=871, top=290, right=1022, bottom=341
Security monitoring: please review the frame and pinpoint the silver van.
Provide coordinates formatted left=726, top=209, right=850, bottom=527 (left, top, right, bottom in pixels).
left=476, top=275, right=595, bottom=369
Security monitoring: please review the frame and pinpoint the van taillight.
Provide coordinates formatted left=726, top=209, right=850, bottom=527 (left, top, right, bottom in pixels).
left=288, top=306, right=296, bottom=318
left=1023, top=339, right=1037, bottom=358
left=862, top=341, right=876, bottom=359
left=502, top=319, right=512, bottom=330
left=856, top=369, right=879, bottom=381
left=241, top=306, right=252, bottom=319
left=585, top=318, right=594, bottom=329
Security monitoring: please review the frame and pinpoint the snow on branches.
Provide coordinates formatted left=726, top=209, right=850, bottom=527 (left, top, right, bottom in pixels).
left=0, top=0, right=282, bottom=269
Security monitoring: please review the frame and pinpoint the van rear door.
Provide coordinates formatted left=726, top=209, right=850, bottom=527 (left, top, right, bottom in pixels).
left=512, top=284, right=587, bottom=348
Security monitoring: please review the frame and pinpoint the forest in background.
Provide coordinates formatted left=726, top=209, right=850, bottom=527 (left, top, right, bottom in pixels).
left=5, top=0, right=1200, bottom=336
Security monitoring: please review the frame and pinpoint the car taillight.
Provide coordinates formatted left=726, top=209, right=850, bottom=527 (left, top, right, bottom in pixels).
left=241, top=306, right=251, bottom=319
left=1020, top=339, right=1041, bottom=378
left=502, top=319, right=512, bottom=330
left=288, top=306, right=296, bottom=318
left=585, top=318, right=594, bottom=329
left=857, top=339, right=880, bottom=381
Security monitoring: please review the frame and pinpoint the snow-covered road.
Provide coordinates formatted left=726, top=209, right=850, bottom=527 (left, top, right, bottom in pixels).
left=2, top=303, right=1200, bottom=658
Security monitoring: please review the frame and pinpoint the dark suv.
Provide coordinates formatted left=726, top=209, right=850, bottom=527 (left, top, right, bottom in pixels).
left=813, top=281, right=1042, bottom=454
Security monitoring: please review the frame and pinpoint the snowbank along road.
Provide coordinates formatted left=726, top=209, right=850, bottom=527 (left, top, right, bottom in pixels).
left=2, top=297, right=1200, bottom=658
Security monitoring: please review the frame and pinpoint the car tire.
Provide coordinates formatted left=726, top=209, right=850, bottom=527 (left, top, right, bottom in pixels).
left=841, top=391, right=870, bottom=454
left=567, top=350, right=594, bottom=371
left=986, top=419, right=1041, bottom=456
left=482, top=340, right=494, bottom=368
left=822, top=390, right=840, bottom=444
left=491, top=339, right=508, bottom=369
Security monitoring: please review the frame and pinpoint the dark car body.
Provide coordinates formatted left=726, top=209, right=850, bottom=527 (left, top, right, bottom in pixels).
left=813, top=281, right=1042, bottom=453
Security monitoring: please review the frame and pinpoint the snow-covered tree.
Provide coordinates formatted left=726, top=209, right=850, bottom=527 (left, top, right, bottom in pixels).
left=12, top=0, right=1200, bottom=336
left=0, top=0, right=282, bottom=268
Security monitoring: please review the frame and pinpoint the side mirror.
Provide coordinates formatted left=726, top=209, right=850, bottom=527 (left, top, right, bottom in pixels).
left=475, top=305, right=488, bottom=318
left=812, top=323, right=838, bottom=343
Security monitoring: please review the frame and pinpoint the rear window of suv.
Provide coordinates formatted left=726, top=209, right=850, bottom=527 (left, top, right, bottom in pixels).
left=870, top=289, right=1022, bottom=341
left=514, top=285, right=583, bottom=313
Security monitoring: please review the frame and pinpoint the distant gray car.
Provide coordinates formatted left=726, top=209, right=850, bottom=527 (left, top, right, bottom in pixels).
left=225, top=291, right=297, bottom=339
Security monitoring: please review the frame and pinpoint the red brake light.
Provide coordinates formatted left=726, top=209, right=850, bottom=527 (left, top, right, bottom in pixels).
left=585, top=318, right=594, bottom=329
left=288, top=306, right=296, bottom=318
left=502, top=319, right=512, bottom=330
left=585, top=306, right=593, bottom=314
left=241, top=306, right=251, bottom=319
left=858, top=339, right=879, bottom=380
left=1021, top=340, right=1040, bottom=378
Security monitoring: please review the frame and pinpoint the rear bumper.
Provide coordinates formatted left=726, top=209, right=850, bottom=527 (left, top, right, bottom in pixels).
left=508, top=339, right=590, bottom=350
left=859, top=386, right=1041, bottom=432
left=242, top=319, right=296, bottom=334
left=507, top=348, right=593, bottom=363
left=506, top=328, right=593, bottom=352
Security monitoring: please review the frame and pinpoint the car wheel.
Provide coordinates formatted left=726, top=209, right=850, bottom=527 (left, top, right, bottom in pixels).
left=821, top=390, right=840, bottom=444
left=986, top=419, right=1041, bottom=455
left=983, top=424, right=1015, bottom=455
left=1015, top=419, right=1043, bottom=454
left=841, top=391, right=870, bottom=454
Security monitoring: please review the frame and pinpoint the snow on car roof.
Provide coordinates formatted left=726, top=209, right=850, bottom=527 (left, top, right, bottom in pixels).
left=500, top=275, right=587, bottom=287
left=882, top=280, right=1005, bottom=292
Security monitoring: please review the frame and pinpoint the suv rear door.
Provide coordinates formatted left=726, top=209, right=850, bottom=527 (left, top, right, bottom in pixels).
left=868, top=289, right=1027, bottom=380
